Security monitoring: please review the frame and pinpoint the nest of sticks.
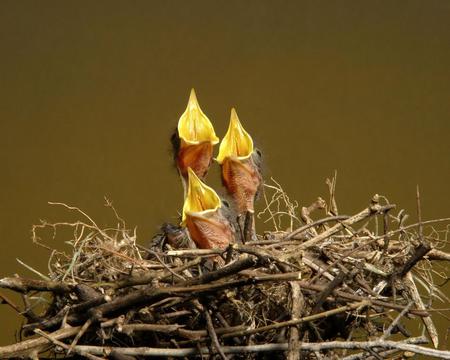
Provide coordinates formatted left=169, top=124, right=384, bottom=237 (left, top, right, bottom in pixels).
left=1, top=177, right=450, bottom=359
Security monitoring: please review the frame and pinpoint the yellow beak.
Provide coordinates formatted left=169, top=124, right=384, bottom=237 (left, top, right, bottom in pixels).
left=178, top=89, right=219, bottom=146
left=216, top=108, right=254, bottom=164
left=181, top=168, right=221, bottom=225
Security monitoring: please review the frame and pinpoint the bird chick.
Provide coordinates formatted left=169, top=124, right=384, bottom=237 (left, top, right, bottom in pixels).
left=216, top=108, right=262, bottom=216
left=181, top=168, right=234, bottom=249
left=172, top=89, right=219, bottom=190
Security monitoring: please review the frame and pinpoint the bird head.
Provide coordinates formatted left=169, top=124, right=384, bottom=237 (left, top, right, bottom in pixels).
left=173, top=89, right=219, bottom=181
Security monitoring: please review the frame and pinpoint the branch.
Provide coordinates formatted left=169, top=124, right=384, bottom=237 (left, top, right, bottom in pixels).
left=205, top=309, right=228, bottom=360
left=0, top=325, right=81, bottom=358
left=396, top=243, right=431, bottom=277
left=35, top=328, right=105, bottom=360
left=284, top=215, right=350, bottom=240
left=0, top=277, right=72, bottom=294
left=404, top=272, right=439, bottom=348
left=287, top=281, right=304, bottom=360
left=70, top=340, right=450, bottom=358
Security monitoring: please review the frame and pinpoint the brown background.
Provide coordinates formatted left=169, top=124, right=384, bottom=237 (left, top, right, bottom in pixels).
left=0, top=0, right=449, bottom=345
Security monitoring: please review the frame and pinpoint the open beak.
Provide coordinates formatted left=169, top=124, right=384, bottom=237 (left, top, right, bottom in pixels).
left=217, top=109, right=262, bottom=214
left=175, top=89, right=219, bottom=180
left=216, top=108, right=253, bottom=164
left=181, top=168, right=234, bottom=249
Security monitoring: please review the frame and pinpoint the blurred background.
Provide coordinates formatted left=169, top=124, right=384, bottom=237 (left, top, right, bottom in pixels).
left=0, top=0, right=449, bottom=345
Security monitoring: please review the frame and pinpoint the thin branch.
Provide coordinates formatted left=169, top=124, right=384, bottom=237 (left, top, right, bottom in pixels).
left=205, top=309, right=229, bottom=360
left=71, top=340, right=450, bottom=358
left=35, top=329, right=105, bottom=360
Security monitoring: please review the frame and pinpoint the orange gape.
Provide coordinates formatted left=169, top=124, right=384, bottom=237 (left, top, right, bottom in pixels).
left=221, top=157, right=262, bottom=214
left=176, top=142, right=213, bottom=180
left=185, top=214, right=234, bottom=249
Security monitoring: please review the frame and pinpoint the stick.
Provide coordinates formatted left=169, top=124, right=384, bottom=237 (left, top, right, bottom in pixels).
left=381, top=301, right=413, bottom=340
left=176, top=325, right=247, bottom=340
left=311, top=270, right=347, bottom=313
left=205, top=309, right=228, bottom=360
left=341, top=336, right=428, bottom=360
left=0, top=277, right=72, bottom=294
left=404, top=272, right=439, bottom=348
left=118, top=324, right=184, bottom=335
left=287, top=282, right=304, bottom=360
left=184, top=256, right=259, bottom=286
left=428, top=249, right=450, bottom=262
left=0, top=325, right=81, bottom=359
left=34, top=329, right=105, bottom=360
left=296, top=203, right=395, bottom=250
left=396, top=243, right=431, bottom=277
left=68, top=318, right=93, bottom=354
left=70, top=340, right=450, bottom=358
left=243, top=210, right=254, bottom=243
left=284, top=216, right=350, bottom=240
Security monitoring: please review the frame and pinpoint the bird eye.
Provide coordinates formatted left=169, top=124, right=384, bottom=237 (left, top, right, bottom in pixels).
left=222, top=199, right=231, bottom=208
left=255, top=149, right=262, bottom=158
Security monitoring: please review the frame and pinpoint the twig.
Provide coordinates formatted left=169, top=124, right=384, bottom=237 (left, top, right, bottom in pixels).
left=296, top=203, right=396, bottom=250
left=205, top=309, right=229, bottom=360
left=166, top=249, right=223, bottom=257
left=428, top=249, right=450, bottom=262
left=404, top=272, right=439, bottom=348
left=16, top=259, right=51, bottom=281
left=311, top=270, right=347, bottom=313
left=113, top=258, right=202, bottom=289
left=417, top=185, right=424, bottom=243
left=177, top=326, right=247, bottom=340
left=341, top=336, right=428, bottom=360
left=145, top=249, right=186, bottom=281
left=284, top=215, right=350, bottom=240
left=243, top=210, right=254, bottom=243
left=184, top=256, right=259, bottom=286
left=34, top=328, right=105, bottom=360
left=287, top=281, right=303, bottom=360
left=118, top=324, right=184, bottom=335
left=381, top=301, right=413, bottom=340
left=396, top=243, right=431, bottom=278
left=0, top=325, right=81, bottom=358
left=0, top=276, right=72, bottom=294
left=222, top=301, right=369, bottom=338
left=300, top=197, right=327, bottom=236
left=233, top=244, right=300, bottom=270
left=70, top=340, right=450, bottom=358
left=68, top=318, right=93, bottom=354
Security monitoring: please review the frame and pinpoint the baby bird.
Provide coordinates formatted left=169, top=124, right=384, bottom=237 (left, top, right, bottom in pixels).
left=216, top=108, right=262, bottom=216
left=171, top=89, right=219, bottom=192
left=181, top=168, right=235, bottom=249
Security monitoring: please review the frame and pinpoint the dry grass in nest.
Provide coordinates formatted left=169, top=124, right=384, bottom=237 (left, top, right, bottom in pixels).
left=0, top=175, right=450, bottom=359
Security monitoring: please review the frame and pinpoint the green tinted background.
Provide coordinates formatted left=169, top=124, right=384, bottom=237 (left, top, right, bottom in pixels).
left=0, top=0, right=449, bottom=345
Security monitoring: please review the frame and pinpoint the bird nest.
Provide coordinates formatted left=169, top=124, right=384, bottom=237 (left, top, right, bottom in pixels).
left=1, top=176, right=450, bottom=359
